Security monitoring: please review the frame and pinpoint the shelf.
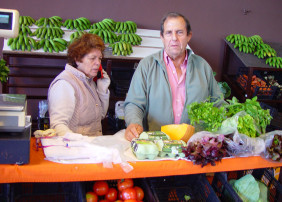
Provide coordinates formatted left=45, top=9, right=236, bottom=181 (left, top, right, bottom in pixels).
left=222, top=40, right=282, bottom=107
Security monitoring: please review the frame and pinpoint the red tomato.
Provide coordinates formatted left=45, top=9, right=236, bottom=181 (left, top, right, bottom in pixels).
left=105, top=188, right=118, bottom=201
left=117, top=179, right=134, bottom=192
left=93, top=181, right=109, bottom=196
left=86, top=191, right=98, bottom=202
left=99, top=200, right=110, bottom=202
left=122, top=187, right=137, bottom=200
left=124, top=200, right=138, bottom=202
left=134, top=186, right=144, bottom=201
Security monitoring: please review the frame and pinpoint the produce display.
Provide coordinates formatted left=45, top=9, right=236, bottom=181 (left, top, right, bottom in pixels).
left=6, top=15, right=142, bottom=56
left=63, top=17, right=91, bottom=30
left=117, top=33, right=142, bottom=45
left=110, top=41, right=133, bottom=56
left=182, top=134, right=228, bottom=167
left=35, top=16, right=63, bottom=27
left=187, top=96, right=272, bottom=137
left=88, top=29, right=118, bottom=44
left=226, top=33, right=282, bottom=68
left=114, top=21, right=137, bottom=33
left=86, top=179, right=144, bottom=202
left=38, top=38, right=68, bottom=53
left=31, top=26, right=65, bottom=39
left=19, top=16, right=36, bottom=26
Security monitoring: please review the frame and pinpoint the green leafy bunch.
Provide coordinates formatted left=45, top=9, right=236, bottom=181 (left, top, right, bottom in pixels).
left=0, top=59, right=10, bottom=83
left=187, top=97, right=226, bottom=132
left=225, top=96, right=272, bottom=135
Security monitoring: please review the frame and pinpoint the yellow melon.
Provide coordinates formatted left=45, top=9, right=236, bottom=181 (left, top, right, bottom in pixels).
left=161, top=123, right=195, bottom=143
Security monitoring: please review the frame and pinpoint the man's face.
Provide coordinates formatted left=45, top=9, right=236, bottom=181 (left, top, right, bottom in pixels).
left=161, top=16, right=192, bottom=60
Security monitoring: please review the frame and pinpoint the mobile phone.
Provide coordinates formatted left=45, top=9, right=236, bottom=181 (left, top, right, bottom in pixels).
left=93, top=65, right=104, bottom=82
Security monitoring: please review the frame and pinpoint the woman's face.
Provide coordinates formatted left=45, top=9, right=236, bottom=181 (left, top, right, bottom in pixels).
left=76, top=48, right=102, bottom=78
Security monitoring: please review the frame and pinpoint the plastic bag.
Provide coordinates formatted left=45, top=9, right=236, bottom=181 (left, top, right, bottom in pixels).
left=224, top=130, right=265, bottom=157
left=218, top=111, right=261, bottom=137
left=115, top=101, right=125, bottom=120
left=39, top=100, right=48, bottom=118
left=260, top=130, right=282, bottom=161
left=188, top=130, right=265, bottom=157
left=90, top=129, right=133, bottom=172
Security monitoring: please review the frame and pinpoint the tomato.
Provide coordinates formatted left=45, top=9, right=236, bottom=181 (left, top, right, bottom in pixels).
left=99, top=200, right=110, bottom=202
left=118, top=191, right=123, bottom=200
left=117, top=179, right=134, bottom=192
left=86, top=191, right=98, bottom=202
left=122, top=187, right=137, bottom=200
left=105, top=187, right=118, bottom=201
left=124, top=200, right=138, bottom=202
left=93, top=181, right=109, bottom=196
left=134, top=186, right=144, bottom=201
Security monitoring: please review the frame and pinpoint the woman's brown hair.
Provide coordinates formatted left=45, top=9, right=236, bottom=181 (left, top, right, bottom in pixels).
left=67, top=33, right=105, bottom=68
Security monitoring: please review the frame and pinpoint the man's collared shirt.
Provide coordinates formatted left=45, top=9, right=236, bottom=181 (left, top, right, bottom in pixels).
left=163, top=51, right=188, bottom=124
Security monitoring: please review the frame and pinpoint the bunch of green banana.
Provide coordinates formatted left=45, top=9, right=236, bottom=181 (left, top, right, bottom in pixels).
left=19, top=16, right=35, bottom=26
left=248, top=35, right=263, bottom=46
left=91, top=18, right=116, bottom=32
left=226, top=34, right=248, bottom=44
left=70, top=31, right=87, bottom=42
left=38, top=38, right=68, bottom=53
left=35, top=16, right=63, bottom=27
left=254, top=43, right=277, bottom=59
left=110, top=41, right=133, bottom=56
left=88, top=29, right=118, bottom=44
left=19, top=24, right=32, bottom=36
left=233, top=42, right=255, bottom=54
left=0, top=59, right=10, bottom=83
left=265, top=56, right=282, bottom=68
left=7, top=34, right=39, bottom=51
left=32, top=27, right=64, bottom=39
left=115, top=21, right=137, bottom=33
left=63, top=17, right=91, bottom=30
left=117, top=33, right=142, bottom=45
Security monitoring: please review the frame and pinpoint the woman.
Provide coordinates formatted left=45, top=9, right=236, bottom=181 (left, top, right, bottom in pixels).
left=48, top=33, right=110, bottom=136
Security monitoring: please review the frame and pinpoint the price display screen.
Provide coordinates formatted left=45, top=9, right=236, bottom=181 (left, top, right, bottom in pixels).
left=0, top=12, right=13, bottom=30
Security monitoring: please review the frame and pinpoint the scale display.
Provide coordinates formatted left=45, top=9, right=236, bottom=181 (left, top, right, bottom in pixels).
left=0, top=8, right=19, bottom=38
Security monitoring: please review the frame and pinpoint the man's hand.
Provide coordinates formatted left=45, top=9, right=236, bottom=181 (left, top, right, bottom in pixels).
left=125, top=123, right=143, bottom=141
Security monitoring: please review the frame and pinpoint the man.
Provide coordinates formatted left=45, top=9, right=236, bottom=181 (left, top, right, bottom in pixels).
left=124, top=12, right=223, bottom=141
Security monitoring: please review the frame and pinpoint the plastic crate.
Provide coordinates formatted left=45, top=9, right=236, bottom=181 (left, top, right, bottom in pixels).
left=81, top=178, right=153, bottom=202
left=0, top=184, right=10, bottom=202
left=236, top=67, right=278, bottom=100
left=10, top=182, right=84, bottom=202
left=145, top=174, right=220, bottom=202
left=212, top=169, right=282, bottom=202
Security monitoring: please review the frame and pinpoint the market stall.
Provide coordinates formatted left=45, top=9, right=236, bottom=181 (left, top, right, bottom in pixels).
left=0, top=137, right=281, bottom=184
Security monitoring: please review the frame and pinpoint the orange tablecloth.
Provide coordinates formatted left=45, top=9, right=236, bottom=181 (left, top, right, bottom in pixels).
left=0, top=138, right=281, bottom=183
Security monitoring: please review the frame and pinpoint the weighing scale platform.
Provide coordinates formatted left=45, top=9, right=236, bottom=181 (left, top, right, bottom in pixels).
left=0, top=125, right=31, bottom=165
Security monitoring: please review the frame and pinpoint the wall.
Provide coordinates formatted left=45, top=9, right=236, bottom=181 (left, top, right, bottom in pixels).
left=1, top=0, right=282, bottom=80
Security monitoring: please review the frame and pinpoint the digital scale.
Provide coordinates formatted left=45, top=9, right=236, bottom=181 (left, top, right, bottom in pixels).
left=0, top=9, right=31, bottom=164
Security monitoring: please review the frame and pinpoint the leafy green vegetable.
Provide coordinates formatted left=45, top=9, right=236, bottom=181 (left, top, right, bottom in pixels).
left=218, top=81, right=231, bottom=99
left=224, top=96, right=272, bottom=135
left=237, top=114, right=257, bottom=137
left=187, top=98, right=226, bottom=132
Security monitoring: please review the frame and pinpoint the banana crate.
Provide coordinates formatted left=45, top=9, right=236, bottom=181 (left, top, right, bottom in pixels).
left=10, top=182, right=84, bottom=202
left=145, top=174, right=220, bottom=202
left=236, top=67, right=278, bottom=100
left=211, top=168, right=282, bottom=202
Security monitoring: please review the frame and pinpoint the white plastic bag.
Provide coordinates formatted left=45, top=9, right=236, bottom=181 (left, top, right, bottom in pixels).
left=115, top=101, right=125, bottom=120
left=261, top=130, right=282, bottom=161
